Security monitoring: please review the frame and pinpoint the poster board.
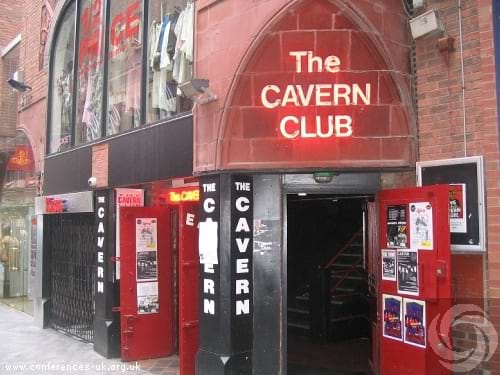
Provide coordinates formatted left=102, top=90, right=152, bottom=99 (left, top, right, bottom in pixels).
left=417, top=156, right=485, bottom=252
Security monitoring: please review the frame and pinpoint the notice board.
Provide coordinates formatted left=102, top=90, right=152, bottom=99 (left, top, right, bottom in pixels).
left=417, top=156, right=485, bottom=252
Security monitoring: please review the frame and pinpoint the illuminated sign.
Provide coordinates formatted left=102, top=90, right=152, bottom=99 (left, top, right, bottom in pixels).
left=166, top=188, right=200, bottom=204
left=261, top=51, right=371, bottom=140
left=7, top=146, right=34, bottom=172
left=45, top=197, right=68, bottom=213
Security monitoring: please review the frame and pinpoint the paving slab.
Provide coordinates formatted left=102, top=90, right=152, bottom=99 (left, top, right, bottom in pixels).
left=0, top=303, right=179, bottom=375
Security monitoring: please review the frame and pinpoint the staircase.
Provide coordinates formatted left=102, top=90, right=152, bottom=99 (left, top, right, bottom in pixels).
left=287, top=229, right=370, bottom=341
left=326, top=230, right=370, bottom=341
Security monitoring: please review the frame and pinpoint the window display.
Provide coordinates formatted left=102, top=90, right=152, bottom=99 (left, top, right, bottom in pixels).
left=49, top=2, right=76, bottom=153
left=107, top=0, right=143, bottom=134
left=48, top=0, right=194, bottom=154
left=147, top=0, right=193, bottom=123
left=76, top=0, right=106, bottom=145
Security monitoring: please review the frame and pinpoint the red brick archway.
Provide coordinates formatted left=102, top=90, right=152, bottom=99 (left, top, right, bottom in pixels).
left=216, top=0, right=416, bottom=171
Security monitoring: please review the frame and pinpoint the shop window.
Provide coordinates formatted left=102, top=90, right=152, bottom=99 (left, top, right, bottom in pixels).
left=146, top=0, right=194, bottom=123
left=47, top=0, right=195, bottom=154
left=107, top=0, right=143, bottom=135
left=75, top=0, right=106, bottom=145
left=49, top=2, right=76, bottom=154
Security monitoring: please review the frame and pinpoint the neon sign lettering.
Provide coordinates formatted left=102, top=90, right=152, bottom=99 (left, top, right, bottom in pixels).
left=167, top=188, right=200, bottom=204
left=260, top=51, right=372, bottom=139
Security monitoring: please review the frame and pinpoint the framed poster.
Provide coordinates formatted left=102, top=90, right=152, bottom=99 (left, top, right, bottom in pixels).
left=383, top=294, right=403, bottom=341
left=397, top=249, right=419, bottom=296
left=136, top=218, right=158, bottom=281
left=403, top=298, right=426, bottom=348
left=137, top=251, right=158, bottom=281
left=409, top=202, right=433, bottom=250
left=417, top=156, right=486, bottom=252
left=382, top=249, right=397, bottom=281
left=136, top=218, right=157, bottom=252
left=449, top=184, right=467, bottom=233
left=386, top=205, right=408, bottom=248
left=137, top=281, right=159, bottom=314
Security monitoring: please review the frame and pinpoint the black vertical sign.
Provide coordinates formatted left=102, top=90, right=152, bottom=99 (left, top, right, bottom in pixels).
left=197, top=175, right=253, bottom=374
left=94, top=190, right=120, bottom=358
left=230, top=175, right=253, bottom=352
left=198, top=175, right=220, bottom=351
left=95, top=191, right=108, bottom=314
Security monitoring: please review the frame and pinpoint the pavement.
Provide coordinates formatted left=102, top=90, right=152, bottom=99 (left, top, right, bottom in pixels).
left=0, top=303, right=179, bottom=375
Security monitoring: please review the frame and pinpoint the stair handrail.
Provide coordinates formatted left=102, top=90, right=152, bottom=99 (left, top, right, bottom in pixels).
left=322, top=229, right=363, bottom=270
left=331, top=257, right=364, bottom=293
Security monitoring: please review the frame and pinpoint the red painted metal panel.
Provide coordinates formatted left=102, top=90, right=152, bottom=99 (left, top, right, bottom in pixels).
left=178, top=203, right=200, bottom=375
left=379, top=185, right=452, bottom=375
left=120, top=207, right=174, bottom=361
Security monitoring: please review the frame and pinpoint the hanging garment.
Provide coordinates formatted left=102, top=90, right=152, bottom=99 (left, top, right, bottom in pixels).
left=173, top=3, right=194, bottom=86
left=172, top=9, right=185, bottom=82
left=81, top=73, right=103, bottom=141
left=166, top=11, right=180, bottom=60
left=149, top=21, right=162, bottom=109
left=159, top=72, right=177, bottom=113
left=125, top=44, right=142, bottom=116
left=156, top=15, right=170, bottom=56
left=108, top=103, right=122, bottom=135
left=160, top=19, right=173, bottom=70
left=149, top=21, right=161, bottom=69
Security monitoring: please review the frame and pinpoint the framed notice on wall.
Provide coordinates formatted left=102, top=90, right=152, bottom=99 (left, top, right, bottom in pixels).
left=416, top=156, right=486, bottom=252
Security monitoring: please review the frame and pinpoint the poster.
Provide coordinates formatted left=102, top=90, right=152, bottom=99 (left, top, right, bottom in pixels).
left=386, top=205, right=408, bottom=248
left=403, top=298, right=426, bottom=348
left=397, top=249, right=419, bottom=296
left=115, top=189, right=144, bottom=279
left=383, top=294, right=403, bottom=341
left=409, top=202, right=433, bottom=250
left=449, top=184, right=467, bottom=233
left=137, top=251, right=157, bottom=281
left=136, top=218, right=157, bottom=252
left=137, top=281, right=159, bottom=314
left=382, top=249, right=397, bottom=281
left=199, top=218, right=218, bottom=264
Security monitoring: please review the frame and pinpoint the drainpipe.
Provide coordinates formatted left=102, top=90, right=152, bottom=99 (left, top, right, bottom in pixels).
left=458, top=0, right=467, bottom=157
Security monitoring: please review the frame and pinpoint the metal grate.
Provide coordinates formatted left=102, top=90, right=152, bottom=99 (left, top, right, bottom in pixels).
left=47, top=214, right=96, bottom=343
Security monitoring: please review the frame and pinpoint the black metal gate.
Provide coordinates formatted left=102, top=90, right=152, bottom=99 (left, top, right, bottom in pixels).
left=46, top=213, right=96, bottom=342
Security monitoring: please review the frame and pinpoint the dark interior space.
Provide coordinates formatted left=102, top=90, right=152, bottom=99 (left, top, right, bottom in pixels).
left=287, top=194, right=372, bottom=374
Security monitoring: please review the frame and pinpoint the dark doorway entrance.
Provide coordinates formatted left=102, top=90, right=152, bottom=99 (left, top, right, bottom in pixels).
left=287, top=194, right=372, bottom=374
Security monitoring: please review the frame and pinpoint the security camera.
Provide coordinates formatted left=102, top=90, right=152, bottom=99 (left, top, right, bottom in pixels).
left=7, top=71, right=31, bottom=92
left=88, top=176, right=97, bottom=188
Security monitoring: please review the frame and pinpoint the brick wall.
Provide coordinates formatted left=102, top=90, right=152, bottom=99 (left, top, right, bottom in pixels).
left=0, top=0, right=24, bottom=144
left=0, top=45, right=20, bottom=142
left=17, top=0, right=52, bottom=172
left=415, top=0, right=499, bottom=372
left=0, top=0, right=48, bottom=171
left=0, top=0, right=24, bottom=49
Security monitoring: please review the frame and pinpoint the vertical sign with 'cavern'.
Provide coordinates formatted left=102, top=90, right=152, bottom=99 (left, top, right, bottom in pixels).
left=198, top=175, right=220, bottom=351
left=94, top=189, right=119, bottom=357
left=230, top=175, right=253, bottom=351
left=197, top=175, right=253, bottom=373
left=96, top=192, right=107, bottom=295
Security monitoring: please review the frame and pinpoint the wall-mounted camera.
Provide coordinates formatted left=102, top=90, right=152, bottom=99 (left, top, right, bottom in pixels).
left=88, top=176, right=97, bottom=188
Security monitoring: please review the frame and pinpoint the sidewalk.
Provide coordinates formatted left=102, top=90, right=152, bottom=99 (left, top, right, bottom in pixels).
left=0, top=303, right=179, bottom=375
